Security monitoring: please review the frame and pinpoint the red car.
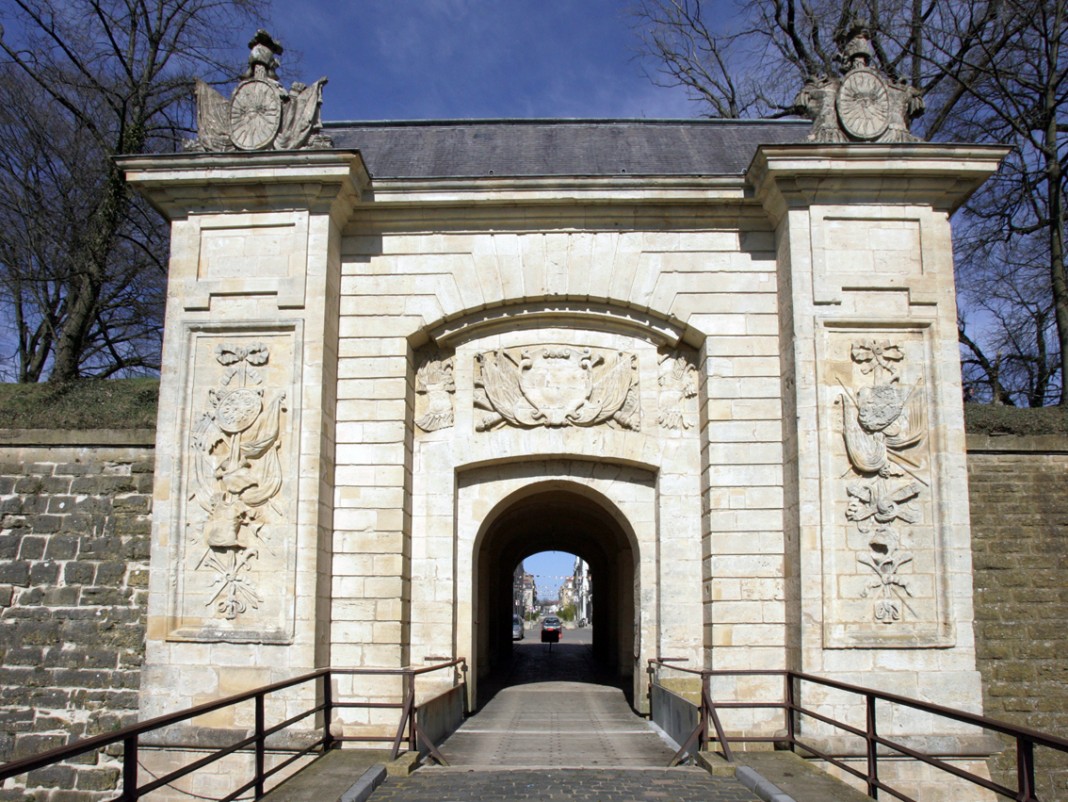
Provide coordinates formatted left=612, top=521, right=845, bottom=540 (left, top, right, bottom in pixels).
left=541, top=616, right=562, bottom=643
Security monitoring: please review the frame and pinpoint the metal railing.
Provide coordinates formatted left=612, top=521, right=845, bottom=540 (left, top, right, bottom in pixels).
left=648, top=659, right=1068, bottom=802
left=0, top=658, right=466, bottom=802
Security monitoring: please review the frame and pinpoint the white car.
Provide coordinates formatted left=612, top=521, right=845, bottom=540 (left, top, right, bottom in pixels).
left=512, top=615, right=524, bottom=640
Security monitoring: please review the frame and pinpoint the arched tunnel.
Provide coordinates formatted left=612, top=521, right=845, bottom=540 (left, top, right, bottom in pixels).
left=474, top=488, right=638, bottom=705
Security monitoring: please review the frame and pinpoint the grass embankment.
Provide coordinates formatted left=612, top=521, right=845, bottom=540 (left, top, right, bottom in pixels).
left=964, top=403, right=1068, bottom=436
left=0, top=379, right=159, bottom=430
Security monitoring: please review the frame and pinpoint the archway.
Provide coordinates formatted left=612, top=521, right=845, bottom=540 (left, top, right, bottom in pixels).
left=473, top=487, right=637, bottom=707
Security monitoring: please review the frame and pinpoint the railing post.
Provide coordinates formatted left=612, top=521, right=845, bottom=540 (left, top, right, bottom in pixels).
left=407, top=671, right=418, bottom=754
left=865, top=693, right=879, bottom=799
left=700, top=673, right=711, bottom=750
left=460, top=661, right=470, bottom=715
left=323, top=671, right=336, bottom=752
left=703, top=675, right=735, bottom=764
left=646, top=660, right=654, bottom=715
left=785, top=672, right=799, bottom=752
left=121, top=734, right=138, bottom=802
left=1017, top=737, right=1037, bottom=802
left=254, top=692, right=266, bottom=799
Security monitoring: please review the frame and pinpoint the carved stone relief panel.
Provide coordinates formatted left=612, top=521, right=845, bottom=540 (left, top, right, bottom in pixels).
left=821, top=329, right=950, bottom=647
left=657, top=350, right=698, bottom=431
left=414, top=350, right=456, bottom=432
left=473, top=345, right=639, bottom=431
left=171, top=326, right=300, bottom=642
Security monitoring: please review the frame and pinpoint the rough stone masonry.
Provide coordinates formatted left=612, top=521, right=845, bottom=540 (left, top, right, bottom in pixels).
left=0, top=431, right=153, bottom=798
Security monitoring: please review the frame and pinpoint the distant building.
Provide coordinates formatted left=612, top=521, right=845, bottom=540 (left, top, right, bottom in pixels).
left=573, top=556, right=592, bottom=625
left=559, top=575, right=575, bottom=610
left=513, top=566, right=536, bottom=618
left=512, top=563, right=525, bottom=617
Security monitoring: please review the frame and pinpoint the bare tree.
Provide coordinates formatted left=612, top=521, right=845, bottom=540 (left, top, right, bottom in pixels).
left=0, top=69, right=166, bottom=381
left=955, top=137, right=1064, bottom=406
left=934, top=0, right=1068, bottom=406
left=0, top=0, right=271, bottom=382
left=957, top=244, right=1060, bottom=406
left=634, top=0, right=1068, bottom=405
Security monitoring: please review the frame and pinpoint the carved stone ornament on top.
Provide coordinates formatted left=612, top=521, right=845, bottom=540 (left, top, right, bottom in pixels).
left=474, top=346, right=639, bottom=432
left=836, top=339, right=928, bottom=624
left=415, top=351, right=456, bottom=432
left=189, top=343, right=287, bottom=620
left=187, top=30, right=331, bottom=152
left=794, top=22, right=925, bottom=143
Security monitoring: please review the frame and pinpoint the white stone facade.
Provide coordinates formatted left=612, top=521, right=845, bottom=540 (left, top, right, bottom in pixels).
left=122, top=129, right=1005, bottom=799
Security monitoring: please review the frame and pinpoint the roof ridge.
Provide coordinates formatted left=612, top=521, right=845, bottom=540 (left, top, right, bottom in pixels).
left=322, top=117, right=810, bottom=128
left=320, top=119, right=812, bottom=179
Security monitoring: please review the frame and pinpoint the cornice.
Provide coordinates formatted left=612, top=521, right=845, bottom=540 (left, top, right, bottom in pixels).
left=118, top=150, right=370, bottom=220
left=747, top=143, right=1010, bottom=224
left=358, top=174, right=751, bottom=208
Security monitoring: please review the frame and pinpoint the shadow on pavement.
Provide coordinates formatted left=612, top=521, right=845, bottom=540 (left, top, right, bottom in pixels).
left=478, top=629, right=631, bottom=709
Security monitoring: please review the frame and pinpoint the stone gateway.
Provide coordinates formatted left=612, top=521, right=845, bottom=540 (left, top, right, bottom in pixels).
left=116, top=36, right=1008, bottom=801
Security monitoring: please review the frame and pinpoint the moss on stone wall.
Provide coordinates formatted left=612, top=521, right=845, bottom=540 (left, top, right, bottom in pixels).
left=965, top=403, right=1068, bottom=436
left=0, top=381, right=159, bottom=430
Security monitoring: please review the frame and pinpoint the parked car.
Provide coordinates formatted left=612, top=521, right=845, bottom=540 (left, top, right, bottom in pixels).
left=512, top=615, right=524, bottom=640
left=541, top=616, right=562, bottom=643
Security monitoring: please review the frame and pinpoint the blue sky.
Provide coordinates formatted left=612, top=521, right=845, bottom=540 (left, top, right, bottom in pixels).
left=521, top=551, right=576, bottom=599
left=273, top=0, right=698, bottom=121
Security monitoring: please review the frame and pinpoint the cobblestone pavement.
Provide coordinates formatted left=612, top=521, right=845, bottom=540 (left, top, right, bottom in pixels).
left=368, top=636, right=760, bottom=801
left=439, top=680, right=674, bottom=768
left=368, top=767, right=760, bottom=801
left=439, top=637, right=672, bottom=769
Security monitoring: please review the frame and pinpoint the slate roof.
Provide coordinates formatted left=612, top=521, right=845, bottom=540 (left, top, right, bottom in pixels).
left=323, top=119, right=811, bottom=180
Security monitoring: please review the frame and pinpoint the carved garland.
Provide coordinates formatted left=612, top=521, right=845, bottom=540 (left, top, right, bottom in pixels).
left=474, top=347, right=639, bottom=431
left=189, top=344, right=286, bottom=620
left=837, top=339, right=927, bottom=624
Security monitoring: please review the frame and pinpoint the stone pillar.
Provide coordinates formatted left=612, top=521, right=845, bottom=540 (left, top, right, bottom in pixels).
left=750, top=145, right=1005, bottom=789
left=120, top=152, right=366, bottom=722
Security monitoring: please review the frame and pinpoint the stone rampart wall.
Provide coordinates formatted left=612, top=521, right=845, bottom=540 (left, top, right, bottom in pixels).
left=0, top=430, right=153, bottom=797
left=967, top=434, right=1068, bottom=796
left=1, top=429, right=1067, bottom=796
